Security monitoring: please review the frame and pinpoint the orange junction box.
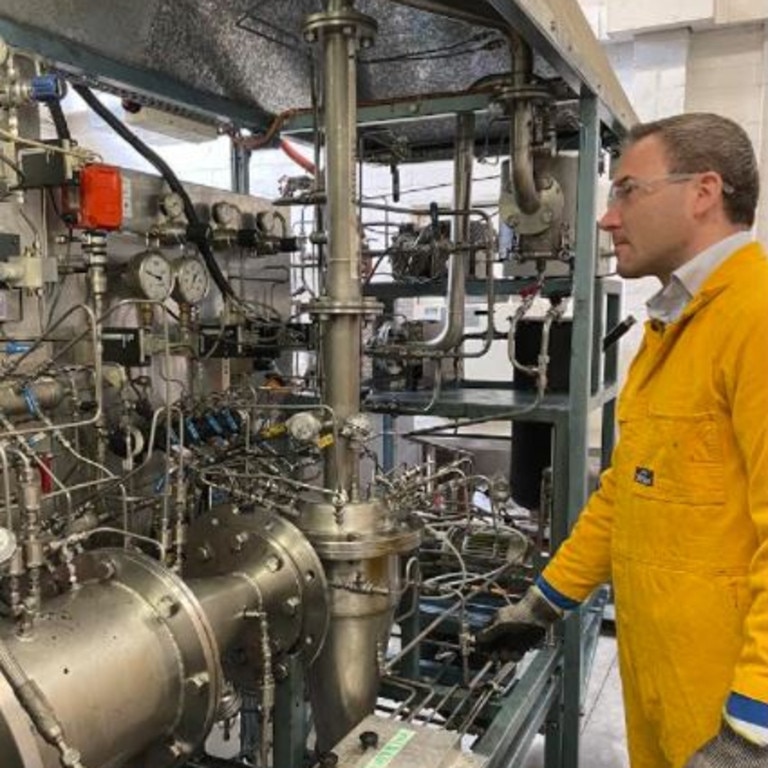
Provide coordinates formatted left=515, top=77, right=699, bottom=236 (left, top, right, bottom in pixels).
left=78, top=163, right=123, bottom=231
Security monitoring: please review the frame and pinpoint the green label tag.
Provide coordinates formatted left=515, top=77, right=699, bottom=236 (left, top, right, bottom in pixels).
left=362, top=729, right=416, bottom=768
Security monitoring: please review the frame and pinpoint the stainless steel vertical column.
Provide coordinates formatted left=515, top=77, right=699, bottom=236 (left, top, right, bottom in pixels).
left=317, top=0, right=364, bottom=494
left=302, top=3, right=420, bottom=756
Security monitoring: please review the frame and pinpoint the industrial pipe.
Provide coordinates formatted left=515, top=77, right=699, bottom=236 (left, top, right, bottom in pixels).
left=418, top=112, right=476, bottom=352
left=0, top=379, right=65, bottom=417
left=318, top=0, right=365, bottom=494
left=509, top=34, right=540, bottom=215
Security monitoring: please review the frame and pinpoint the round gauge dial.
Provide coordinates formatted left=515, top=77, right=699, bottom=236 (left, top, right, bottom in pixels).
left=172, top=257, right=210, bottom=305
left=129, top=250, right=174, bottom=301
left=161, top=192, right=185, bottom=220
left=213, top=201, right=239, bottom=228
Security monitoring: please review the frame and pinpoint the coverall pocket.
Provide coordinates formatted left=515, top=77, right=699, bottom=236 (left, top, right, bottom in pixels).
left=629, top=410, right=726, bottom=505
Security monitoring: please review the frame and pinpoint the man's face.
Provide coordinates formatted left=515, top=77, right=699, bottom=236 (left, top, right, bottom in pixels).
left=599, top=135, right=698, bottom=282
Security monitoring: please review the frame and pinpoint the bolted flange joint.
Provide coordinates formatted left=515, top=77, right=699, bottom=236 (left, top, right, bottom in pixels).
left=304, top=296, right=382, bottom=320
left=302, top=9, right=378, bottom=47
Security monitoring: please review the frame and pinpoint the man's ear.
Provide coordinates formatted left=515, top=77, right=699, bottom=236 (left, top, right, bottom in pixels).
left=693, top=171, right=726, bottom=217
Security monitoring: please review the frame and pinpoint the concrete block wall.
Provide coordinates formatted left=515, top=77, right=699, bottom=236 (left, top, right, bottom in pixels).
left=606, top=0, right=715, bottom=39
left=577, top=3, right=768, bottom=391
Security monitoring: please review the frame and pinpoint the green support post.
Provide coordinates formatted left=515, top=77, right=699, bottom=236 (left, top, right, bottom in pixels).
left=274, top=655, right=309, bottom=768
left=557, top=92, right=601, bottom=768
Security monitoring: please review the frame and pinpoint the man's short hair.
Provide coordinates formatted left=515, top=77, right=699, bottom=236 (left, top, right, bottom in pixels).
left=626, top=113, right=759, bottom=227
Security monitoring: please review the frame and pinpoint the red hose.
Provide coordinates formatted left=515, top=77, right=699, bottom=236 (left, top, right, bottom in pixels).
left=279, top=138, right=316, bottom=175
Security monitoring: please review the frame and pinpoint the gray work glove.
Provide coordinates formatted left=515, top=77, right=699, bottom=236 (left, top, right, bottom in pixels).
left=684, top=722, right=768, bottom=767
left=475, top=586, right=562, bottom=661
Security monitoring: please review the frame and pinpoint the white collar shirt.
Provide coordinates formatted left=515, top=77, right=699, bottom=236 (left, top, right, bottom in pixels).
left=646, top=230, right=753, bottom=324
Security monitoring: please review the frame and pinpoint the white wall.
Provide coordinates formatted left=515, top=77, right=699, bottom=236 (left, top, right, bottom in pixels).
left=577, top=3, right=768, bottom=393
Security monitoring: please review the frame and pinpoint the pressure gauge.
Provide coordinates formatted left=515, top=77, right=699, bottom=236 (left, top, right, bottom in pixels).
left=172, top=257, right=209, bottom=305
left=212, top=201, right=239, bottom=228
left=161, top=192, right=185, bottom=220
left=126, top=249, right=174, bottom=301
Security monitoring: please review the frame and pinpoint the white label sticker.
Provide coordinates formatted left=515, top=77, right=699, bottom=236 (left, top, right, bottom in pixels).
left=122, top=176, right=133, bottom=219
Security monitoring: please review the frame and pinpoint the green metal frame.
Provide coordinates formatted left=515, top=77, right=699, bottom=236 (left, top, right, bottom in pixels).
left=365, top=93, right=620, bottom=768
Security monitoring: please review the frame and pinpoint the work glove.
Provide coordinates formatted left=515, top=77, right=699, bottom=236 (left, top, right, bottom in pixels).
left=475, top=585, right=563, bottom=661
left=683, top=721, right=768, bottom=767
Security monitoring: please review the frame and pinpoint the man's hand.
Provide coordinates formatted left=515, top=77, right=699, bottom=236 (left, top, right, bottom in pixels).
left=475, top=586, right=562, bottom=661
left=684, top=722, right=768, bottom=767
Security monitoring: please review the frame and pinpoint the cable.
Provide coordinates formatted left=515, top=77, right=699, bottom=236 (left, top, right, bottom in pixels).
left=47, top=100, right=71, bottom=142
left=360, top=32, right=502, bottom=66
left=70, top=84, right=239, bottom=304
left=232, top=109, right=297, bottom=150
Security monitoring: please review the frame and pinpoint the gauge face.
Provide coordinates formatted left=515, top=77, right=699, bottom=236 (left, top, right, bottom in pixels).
left=132, top=250, right=174, bottom=301
left=213, top=201, right=239, bottom=228
left=161, top=192, right=184, bottom=220
left=173, top=258, right=209, bottom=305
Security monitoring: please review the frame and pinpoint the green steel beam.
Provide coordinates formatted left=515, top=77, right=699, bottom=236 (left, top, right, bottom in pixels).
left=569, top=95, right=600, bottom=545
left=283, top=91, right=495, bottom=133
left=364, top=276, right=573, bottom=300
left=274, top=655, right=309, bottom=768
left=473, top=646, right=562, bottom=767
left=558, top=93, right=601, bottom=768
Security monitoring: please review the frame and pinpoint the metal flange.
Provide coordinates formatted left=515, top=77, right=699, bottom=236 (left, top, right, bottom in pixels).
left=308, top=526, right=423, bottom=560
left=305, top=296, right=383, bottom=318
left=491, top=83, right=553, bottom=106
left=296, top=499, right=423, bottom=561
left=302, top=9, right=378, bottom=46
left=185, top=505, right=329, bottom=681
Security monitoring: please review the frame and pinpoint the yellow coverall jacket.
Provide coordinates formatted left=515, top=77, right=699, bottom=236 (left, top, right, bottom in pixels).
left=541, top=242, right=768, bottom=768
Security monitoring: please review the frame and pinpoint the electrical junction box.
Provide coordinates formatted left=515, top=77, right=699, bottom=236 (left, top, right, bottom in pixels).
left=17, top=139, right=77, bottom=188
left=78, top=164, right=123, bottom=230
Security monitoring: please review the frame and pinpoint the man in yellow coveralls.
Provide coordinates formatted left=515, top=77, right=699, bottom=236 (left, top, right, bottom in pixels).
left=478, top=113, right=768, bottom=768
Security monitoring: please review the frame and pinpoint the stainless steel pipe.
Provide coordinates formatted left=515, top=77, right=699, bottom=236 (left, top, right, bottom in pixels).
left=0, top=379, right=64, bottom=417
left=421, top=112, right=475, bottom=351
left=320, top=0, right=364, bottom=494
left=509, top=34, right=540, bottom=215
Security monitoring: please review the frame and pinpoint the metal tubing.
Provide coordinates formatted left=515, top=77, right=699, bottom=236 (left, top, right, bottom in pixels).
left=0, top=636, right=85, bottom=768
left=0, top=303, right=102, bottom=439
left=360, top=202, right=497, bottom=358
left=473, top=646, right=561, bottom=767
left=421, top=112, right=474, bottom=351
left=0, top=379, right=64, bottom=417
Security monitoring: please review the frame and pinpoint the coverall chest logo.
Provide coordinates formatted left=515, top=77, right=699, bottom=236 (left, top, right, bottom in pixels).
left=634, top=466, right=655, bottom=487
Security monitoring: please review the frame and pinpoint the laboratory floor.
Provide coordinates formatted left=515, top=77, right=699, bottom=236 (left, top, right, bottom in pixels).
left=523, top=632, right=629, bottom=768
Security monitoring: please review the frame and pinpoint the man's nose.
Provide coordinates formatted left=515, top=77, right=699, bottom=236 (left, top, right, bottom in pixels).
left=599, top=205, right=620, bottom=231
